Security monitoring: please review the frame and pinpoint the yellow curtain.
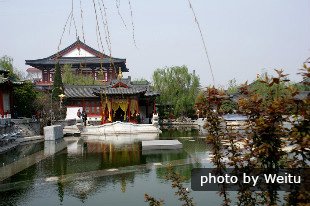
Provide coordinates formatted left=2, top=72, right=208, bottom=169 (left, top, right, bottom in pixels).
left=107, top=100, right=112, bottom=121
left=130, top=99, right=138, bottom=114
left=112, top=100, right=129, bottom=121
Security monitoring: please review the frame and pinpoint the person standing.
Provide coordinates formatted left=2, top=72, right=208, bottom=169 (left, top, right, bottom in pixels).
left=77, top=109, right=81, bottom=119
left=82, top=110, right=87, bottom=126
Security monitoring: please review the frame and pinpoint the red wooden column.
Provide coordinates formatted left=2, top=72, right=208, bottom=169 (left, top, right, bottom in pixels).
left=47, top=70, right=50, bottom=83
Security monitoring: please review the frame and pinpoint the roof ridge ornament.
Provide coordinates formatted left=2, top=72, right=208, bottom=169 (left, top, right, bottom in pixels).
left=117, top=67, right=123, bottom=80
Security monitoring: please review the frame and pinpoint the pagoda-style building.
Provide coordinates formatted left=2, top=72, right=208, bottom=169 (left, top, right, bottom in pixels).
left=26, top=38, right=128, bottom=89
left=26, top=39, right=159, bottom=124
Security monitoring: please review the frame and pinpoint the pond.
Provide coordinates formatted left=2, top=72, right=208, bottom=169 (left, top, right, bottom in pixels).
left=0, top=127, right=285, bottom=206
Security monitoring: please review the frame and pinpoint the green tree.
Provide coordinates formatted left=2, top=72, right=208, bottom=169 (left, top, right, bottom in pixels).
left=226, top=78, right=238, bottom=94
left=52, top=63, right=64, bottom=100
left=152, top=65, right=200, bottom=117
left=0, top=55, right=21, bottom=80
left=249, top=71, right=291, bottom=105
left=62, top=64, right=75, bottom=84
left=13, top=81, right=38, bottom=117
left=62, top=64, right=99, bottom=85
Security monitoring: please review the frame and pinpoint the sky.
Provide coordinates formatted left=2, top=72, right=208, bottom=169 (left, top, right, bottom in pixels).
left=0, top=0, right=309, bottom=87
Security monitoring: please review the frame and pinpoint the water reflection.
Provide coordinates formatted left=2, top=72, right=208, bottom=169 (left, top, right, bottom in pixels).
left=0, top=132, right=213, bottom=206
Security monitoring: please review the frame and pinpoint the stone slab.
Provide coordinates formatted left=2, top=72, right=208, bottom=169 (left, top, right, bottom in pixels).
left=43, top=125, right=63, bottom=141
left=142, top=140, right=183, bottom=150
left=63, top=125, right=81, bottom=136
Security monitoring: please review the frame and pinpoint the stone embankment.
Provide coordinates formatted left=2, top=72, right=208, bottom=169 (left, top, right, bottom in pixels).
left=0, top=119, right=42, bottom=153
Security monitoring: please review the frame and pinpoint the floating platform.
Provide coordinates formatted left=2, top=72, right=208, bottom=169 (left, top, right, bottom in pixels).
left=82, top=121, right=161, bottom=136
left=142, top=140, right=183, bottom=150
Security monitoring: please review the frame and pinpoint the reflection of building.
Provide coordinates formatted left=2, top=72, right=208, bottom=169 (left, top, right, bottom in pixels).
left=26, top=39, right=159, bottom=123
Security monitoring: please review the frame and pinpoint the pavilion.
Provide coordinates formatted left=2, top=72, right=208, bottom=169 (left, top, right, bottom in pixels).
left=26, top=38, right=128, bottom=90
left=25, top=39, right=159, bottom=124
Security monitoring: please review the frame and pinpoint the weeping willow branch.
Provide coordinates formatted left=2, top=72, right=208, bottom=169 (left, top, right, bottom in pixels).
left=187, top=0, right=215, bottom=86
left=91, top=0, right=105, bottom=54
left=79, top=0, right=86, bottom=43
left=57, top=9, right=72, bottom=55
left=128, top=0, right=138, bottom=48
left=116, top=0, right=128, bottom=29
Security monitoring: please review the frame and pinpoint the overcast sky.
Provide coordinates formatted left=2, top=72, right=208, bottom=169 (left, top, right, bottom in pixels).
left=0, top=0, right=309, bottom=87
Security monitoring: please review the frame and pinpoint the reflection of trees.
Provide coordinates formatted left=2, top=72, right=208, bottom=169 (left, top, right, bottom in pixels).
left=64, top=171, right=136, bottom=202
left=0, top=166, right=37, bottom=206
left=142, top=150, right=188, bottom=164
left=156, top=163, right=201, bottom=182
left=159, top=128, right=199, bottom=139
left=53, top=150, right=68, bottom=204
left=180, top=138, right=210, bottom=154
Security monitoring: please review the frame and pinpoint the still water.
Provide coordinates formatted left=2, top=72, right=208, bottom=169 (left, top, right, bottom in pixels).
left=0, top=127, right=281, bottom=206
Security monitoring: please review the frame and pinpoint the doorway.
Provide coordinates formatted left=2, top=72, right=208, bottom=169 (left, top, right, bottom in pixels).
left=114, top=106, right=125, bottom=122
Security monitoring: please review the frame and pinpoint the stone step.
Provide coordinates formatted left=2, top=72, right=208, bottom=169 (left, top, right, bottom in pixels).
left=142, top=140, right=183, bottom=150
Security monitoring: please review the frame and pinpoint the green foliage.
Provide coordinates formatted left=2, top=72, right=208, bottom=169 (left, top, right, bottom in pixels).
left=13, top=81, right=38, bottom=117
left=132, top=78, right=148, bottom=85
left=62, top=64, right=101, bottom=85
left=219, top=100, right=237, bottom=113
left=0, top=55, right=21, bottom=80
left=52, top=63, right=64, bottom=100
left=227, top=78, right=239, bottom=95
left=249, top=72, right=291, bottom=105
left=145, top=166, right=195, bottom=206
left=152, top=65, right=200, bottom=118
left=197, top=69, right=309, bottom=205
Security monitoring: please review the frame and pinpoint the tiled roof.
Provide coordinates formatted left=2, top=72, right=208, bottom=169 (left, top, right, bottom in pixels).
left=65, top=86, right=99, bottom=98
left=64, top=78, right=160, bottom=98
left=25, top=57, right=127, bottom=69
left=0, top=76, right=23, bottom=85
left=145, top=91, right=160, bottom=96
left=25, top=39, right=128, bottom=72
left=0, top=76, right=8, bottom=84
left=48, top=39, right=108, bottom=59
left=93, top=87, right=146, bottom=95
left=64, top=85, right=147, bottom=98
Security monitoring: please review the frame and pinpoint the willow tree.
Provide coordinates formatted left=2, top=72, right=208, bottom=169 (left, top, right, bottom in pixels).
left=152, top=65, right=200, bottom=118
